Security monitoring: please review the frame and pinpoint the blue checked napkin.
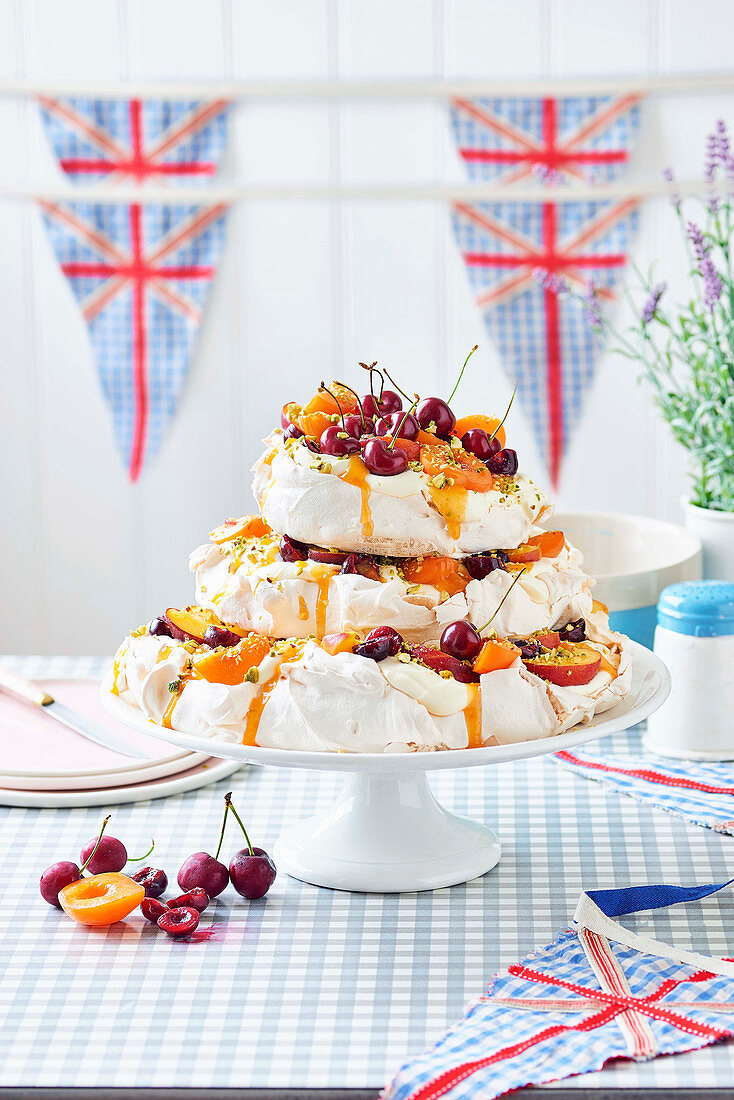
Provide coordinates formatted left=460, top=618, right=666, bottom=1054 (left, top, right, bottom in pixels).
left=383, top=880, right=734, bottom=1100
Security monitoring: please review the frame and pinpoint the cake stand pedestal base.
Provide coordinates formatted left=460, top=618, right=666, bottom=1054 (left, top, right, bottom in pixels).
left=273, top=771, right=500, bottom=893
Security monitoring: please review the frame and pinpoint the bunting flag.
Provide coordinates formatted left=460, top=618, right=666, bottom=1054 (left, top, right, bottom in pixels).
left=39, top=98, right=230, bottom=479
left=384, top=880, right=734, bottom=1100
left=450, top=96, right=640, bottom=487
left=555, top=735, right=734, bottom=835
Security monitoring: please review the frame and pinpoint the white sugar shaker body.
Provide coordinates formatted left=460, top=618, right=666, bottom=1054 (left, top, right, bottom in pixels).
left=645, top=581, right=734, bottom=760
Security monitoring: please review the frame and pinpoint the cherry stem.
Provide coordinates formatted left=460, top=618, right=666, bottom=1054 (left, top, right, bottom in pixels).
left=382, top=368, right=414, bottom=404
left=477, top=568, right=527, bottom=633
left=360, top=361, right=384, bottom=401
left=224, top=792, right=254, bottom=857
left=334, top=379, right=366, bottom=430
left=487, top=384, right=517, bottom=446
left=214, top=796, right=231, bottom=861
left=447, top=344, right=478, bottom=405
left=127, top=839, right=155, bottom=863
left=319, top=381, right=346, bottom=430
left=79, top=815, right=111, bottom=876
left=388, top=396, right=419, bottom=450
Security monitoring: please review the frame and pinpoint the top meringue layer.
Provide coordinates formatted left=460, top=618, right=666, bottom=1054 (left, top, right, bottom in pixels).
left=253, top=432, right=550, bottom=557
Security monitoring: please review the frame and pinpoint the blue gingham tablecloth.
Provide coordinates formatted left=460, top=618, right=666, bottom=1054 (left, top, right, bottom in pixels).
left=2, top=656, right=734, bottom=1091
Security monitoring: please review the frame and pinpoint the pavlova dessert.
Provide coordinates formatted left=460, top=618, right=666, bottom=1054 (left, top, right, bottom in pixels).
left=110, top=353, right=631, bottom=753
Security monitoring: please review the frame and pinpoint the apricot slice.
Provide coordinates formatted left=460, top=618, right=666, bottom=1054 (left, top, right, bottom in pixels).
left=473, top=638, right=519, bottom=674
left=592, top=598, right=609, bottom=616
left=210, top=515, right=271, bottom=544
left=420, top=443, right=493, bottom=493
left=59, top=873, right=144, bottom=926
left=453, top=415, right=506, bottom=449
left=528, top=529, right=565, bottom=558
left=524, top=642, right=602, bottom=687
left=506, top=542, right=542, bottom=564
left=402, top=555, right=471, bottom=596
left=321, top=631, right=359, bottom=656
left=390, top=437, right=422, bottom=463
left=164, top=606, right=217, bottom=644
left=194, top=633, right=271, bottom=684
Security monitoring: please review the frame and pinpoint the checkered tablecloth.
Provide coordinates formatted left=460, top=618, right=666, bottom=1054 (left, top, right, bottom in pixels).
left=2, top=656, right=734, bottom=1091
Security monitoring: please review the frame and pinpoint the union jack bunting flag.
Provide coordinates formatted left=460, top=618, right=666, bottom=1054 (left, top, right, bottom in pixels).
left=555, top=733, right=734, bottom=835
left=450, top=96, right=640, bottom=487
left=39, top=99, right=230, bottom=480
left=384, top=880, right=734, bottom=1100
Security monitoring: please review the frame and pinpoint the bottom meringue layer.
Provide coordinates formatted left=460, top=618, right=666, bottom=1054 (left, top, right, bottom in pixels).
left=111, top=614, right=631, bottom=754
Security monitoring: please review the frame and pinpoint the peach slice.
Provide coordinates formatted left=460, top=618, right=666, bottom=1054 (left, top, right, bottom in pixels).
left=163, top=606, right=218, bottom=645
left=321, top=632, right=360, bottom=656
left=194, top=633, right=272, bottom=685
left=59, top=873, right=145, bottom=926
left=473, top=638, right=519, bottom=674
left=210, top=515, right=271, bottom=544
left=506, top=542, right=542, bottom=564
left=523, top=642, right=602, bottom=686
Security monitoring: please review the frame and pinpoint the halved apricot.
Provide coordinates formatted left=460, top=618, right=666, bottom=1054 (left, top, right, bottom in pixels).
left=528, top=529, right=565, bottom=559
left=389, top=437, right=422, bottom=463
left=210, top=515, right=271, bottom=544
left=402, top=556, right=471, bottom=596
left=194, top=633, right=271, bottom=684
left=59, top=873, right=144, bottom=926
left=420, top=443, right=492, bottom=493
left=506, top=542, right=542, bottom=564
left=453, top=415, right=506, bottom=449
left=473, top=638, right=519, bottom=674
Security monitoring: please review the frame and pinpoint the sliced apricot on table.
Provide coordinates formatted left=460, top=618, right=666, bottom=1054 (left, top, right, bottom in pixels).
left=402, top=556, right=471, bottom=596
left=452, top=415, right=506, bottom=449
left=528, top=529, right=565, bottom=558
left=420, top=443, right=493, bottom=493
left=210, top=515, right=271, bottom=544
left=473, top=638, right=520, bottom=674
left=194, top=633, right=271, bottom=685
left=59, top=872, right=144, bottom=926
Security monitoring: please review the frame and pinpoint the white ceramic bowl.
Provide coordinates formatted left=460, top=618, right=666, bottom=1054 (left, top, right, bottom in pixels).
left=554, top=512, right=702, bottom=649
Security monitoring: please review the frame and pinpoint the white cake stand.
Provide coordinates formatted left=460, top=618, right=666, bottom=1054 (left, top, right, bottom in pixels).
left=102, top=641, right=669, bottom=893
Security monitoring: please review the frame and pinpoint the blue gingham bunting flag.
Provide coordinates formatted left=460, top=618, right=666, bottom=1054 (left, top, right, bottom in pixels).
left=384, top=881, right=734, bottom=1100
left=449, top=96, right=640, bottom=487
left=39, top=98, right=230, bottom=480
left=554, top=735, right=734, bottom=835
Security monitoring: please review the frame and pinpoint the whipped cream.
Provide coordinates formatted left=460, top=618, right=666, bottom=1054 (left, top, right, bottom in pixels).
left=112, top=619, right=631, bottom=754
left=252, top=433, right=550, bottom=557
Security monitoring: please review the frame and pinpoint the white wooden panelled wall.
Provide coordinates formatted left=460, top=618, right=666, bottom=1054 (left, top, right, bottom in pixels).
left=1, top=0, right=733, bottom=654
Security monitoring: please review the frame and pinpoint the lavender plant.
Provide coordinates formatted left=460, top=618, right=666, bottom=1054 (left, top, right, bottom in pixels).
left=536, top=120, right=734, bottom=512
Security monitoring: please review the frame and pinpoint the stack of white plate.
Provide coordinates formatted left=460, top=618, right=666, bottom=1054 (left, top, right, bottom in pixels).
left=0, top=678, right=241, bottom=807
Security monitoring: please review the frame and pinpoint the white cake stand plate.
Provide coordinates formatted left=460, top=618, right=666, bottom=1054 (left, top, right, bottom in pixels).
left=102, top=641, right=669, bottom=893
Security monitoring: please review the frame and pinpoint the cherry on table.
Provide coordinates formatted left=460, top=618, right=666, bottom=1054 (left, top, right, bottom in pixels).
left=223, top=793, right=277, bottom=900
left=158, top=906, right=200, bottom=938
left=141, top=897, right=167, bottom=924
left=355, top=626, right=403, bottom=662
left=415, top=397, right=455, bottom=439
left=131, top=866, right=168, bottom=898
left=487, top=448, right=518, bottom=476
left=177, top=852, right=229, bottom=899
left=40, top=861, right=81, bottom=908
left=80, top=822, right=127, bottom=875
left=440, top=621, right=483, bottom=662
left=168, top=888, right=210, bottom=913
left=363, top=439, right=408, bottom=477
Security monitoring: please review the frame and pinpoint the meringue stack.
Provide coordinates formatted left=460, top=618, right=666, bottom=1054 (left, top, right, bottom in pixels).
left=112, top=380, right=631, bottom=753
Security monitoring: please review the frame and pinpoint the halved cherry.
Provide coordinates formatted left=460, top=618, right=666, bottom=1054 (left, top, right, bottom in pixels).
left=420, top=443, right=492, bottom=493
left=308, top=549, right=350, bottom=566
left=506, top=543, right=542, bottom=564
left=321, top=632, right=360, bottom=656
left=401, top=556, right=471, bottom=597
left=473, top=638, right=519, bottom=675
left=523, top=643, right=602, bottom=687
left=210, top=515, right=271, bottom=544
left=59, top=873, right=144, bottom=927
left=194, top=633, right=271, bottom=685
left=409, top=645, right=479, bottom=683
left=528, top=529, right=565, bottom=558
left=163, top=606, right=218, bottom=644
left=452, top=415, right=506, bottom=449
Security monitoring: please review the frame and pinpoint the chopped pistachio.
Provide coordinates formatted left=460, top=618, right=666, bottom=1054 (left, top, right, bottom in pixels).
left=244, top=667, right=260, bottom=684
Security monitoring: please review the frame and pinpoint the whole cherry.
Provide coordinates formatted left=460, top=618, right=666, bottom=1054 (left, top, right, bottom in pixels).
left=375, top=411, right=420, bottom=441
left=320, top=425, right=361, bottom=457
left=131, top=866, right=168, bottom=899
left=343, top=413, right=374, bottom=438
left=487, top=448, right=518, bottom=476
left=203, top=625, right=241, bottom=649
left=363, top=438, right=408, bottom=477
left=80, top=818, right=153, bottom=875
left=224, top=793, right=277, bottom=900
left=461, top=428, right=502, bottom=463
left=415, top=397, right=455, bottom=439
left=177, top=796, right=233, bottom=898
left=149, top=616, right=173, bottom=638
left=40, top=861, right=82, bottom=908
left=440, top=621, right=483, bottom=662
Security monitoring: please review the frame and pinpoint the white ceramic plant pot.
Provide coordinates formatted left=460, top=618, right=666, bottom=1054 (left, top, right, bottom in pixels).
left=684, top=501, right=734, bottom=581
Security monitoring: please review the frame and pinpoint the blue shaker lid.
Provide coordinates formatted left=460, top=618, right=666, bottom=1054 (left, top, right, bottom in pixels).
left=657, top=580, right=734, bottom=636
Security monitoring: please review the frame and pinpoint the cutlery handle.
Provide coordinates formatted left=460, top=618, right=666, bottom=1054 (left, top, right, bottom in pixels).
left=0, top=667, right=54, bottom=708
